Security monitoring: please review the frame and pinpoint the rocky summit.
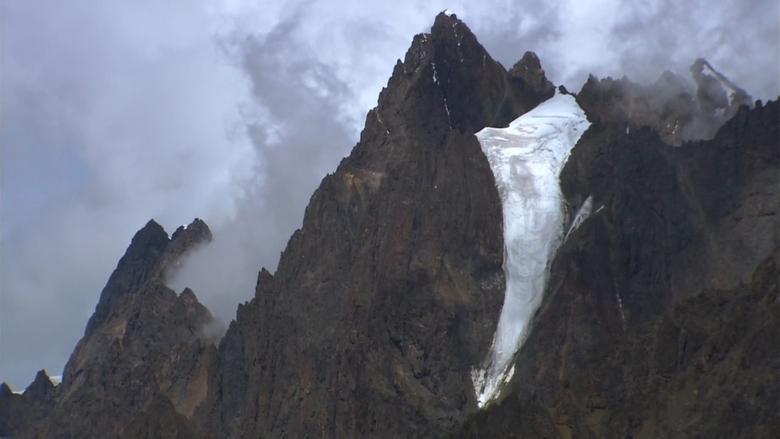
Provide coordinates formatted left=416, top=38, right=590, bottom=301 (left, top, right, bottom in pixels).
left=2, top=12, right=778, bottom=439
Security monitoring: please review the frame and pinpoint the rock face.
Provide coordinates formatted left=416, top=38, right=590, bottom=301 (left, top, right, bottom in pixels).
left=3, top=12, right=778, bottom=439
left=10, top=219, right=218, bottom=438
left=577, top=61, right=753, bottom=146
left=507, top=51, right=556, bottom=111
left=0, top=371, right=56, bottom=437
left=456, top=99, right=779, bottom=437
left=204, top=12, right=552, bottom=439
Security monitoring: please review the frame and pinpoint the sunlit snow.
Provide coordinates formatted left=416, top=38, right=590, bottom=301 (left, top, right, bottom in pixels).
left=472, top=92, right=590, bottom=407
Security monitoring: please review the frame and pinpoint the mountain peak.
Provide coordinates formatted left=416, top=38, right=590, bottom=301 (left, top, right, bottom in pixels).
left=430, top=10, right=479, bottom=58
left=433, top=9, right=462, bottom=28
left=143, top=218, right=163, bottom=229
left=84, top=218, right=212, bottom=335
left=23, top=370, right=54, bottom=399
left=389, top=12, right=550, bottom=134
left=507, top=51, right=556, bottom=108
left=130, top=219, right=169, bottom=254
left=165, top=218, right=212, bottom=275
left=690, top=58, right=752, bottom=114
left=171, top=218, right=211, bottom=244
left=179, top=287, right=199, bottom=304
left=577, top=59, right=755, bottom=144
left=48, top=214, right=218, bottom=436
left=0, top=371, right=56, bottom=437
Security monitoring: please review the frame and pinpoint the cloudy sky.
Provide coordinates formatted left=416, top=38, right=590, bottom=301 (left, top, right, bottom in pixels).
left=1, top=0, right=778, bottom=389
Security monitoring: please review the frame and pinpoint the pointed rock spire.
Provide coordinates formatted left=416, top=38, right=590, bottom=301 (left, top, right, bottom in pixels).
left=23, top=370, right=54, bottom=401
left=508, top=51, right=555, bottom=106
left=84, top=218, right=212, bottom=336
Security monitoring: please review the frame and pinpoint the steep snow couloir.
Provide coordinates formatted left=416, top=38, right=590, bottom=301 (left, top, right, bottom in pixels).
left=472, top=91, right=590, bottom=407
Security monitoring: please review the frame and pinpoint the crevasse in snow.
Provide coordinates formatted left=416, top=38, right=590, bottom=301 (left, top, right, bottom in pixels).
left=471, top=92, right=590, bottom=407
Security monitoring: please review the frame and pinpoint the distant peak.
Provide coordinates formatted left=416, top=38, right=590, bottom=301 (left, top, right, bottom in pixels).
left=258, top=267, right=274, bottom=283
left=509, top=51, right=552, bottom=86
left=23, top=369, right=55, bottom=400
left=169, top=218, right=212, bottom=257
left=691, top=58, right=751, bottom=113
left=179, top=287, right=200, bottom=305
left=131, top=219, right=170, bottom=250
left=145, top=218, right=163, bottom=229
left=432, top=9, right=468, bottom=35
left=517, top=51, right=542, bottom=70
left=139, top=219, right=168, bottom=238
left=577, top=58, right=754, bottom=144
left=84, top=217, right=211, bottom=336
left=0, top=382, right=12, bottom=396
left=31, top=369, right=53, bottom=386
left=255, top=267, right=275, bottom=296
left=171, top=218, right=212, bottom=244
left=507, top=51, right=556, bottom=109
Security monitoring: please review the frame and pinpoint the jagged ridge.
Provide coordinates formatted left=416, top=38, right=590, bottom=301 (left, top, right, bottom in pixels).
left=3, top=12, right=777, bottom=439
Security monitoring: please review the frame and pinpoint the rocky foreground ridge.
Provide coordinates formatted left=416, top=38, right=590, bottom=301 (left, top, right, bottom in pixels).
left=2, top=12, right=778, bottom=439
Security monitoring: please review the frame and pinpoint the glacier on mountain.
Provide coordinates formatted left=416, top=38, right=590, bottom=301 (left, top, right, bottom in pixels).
left=472, top=91, right=590, bottom=407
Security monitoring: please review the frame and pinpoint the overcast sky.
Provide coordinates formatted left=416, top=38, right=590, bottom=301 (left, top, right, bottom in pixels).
left=1, top=0, right=778, bottom=390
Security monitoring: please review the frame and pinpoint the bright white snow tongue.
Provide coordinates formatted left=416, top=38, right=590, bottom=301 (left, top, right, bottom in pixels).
left=471, top=91, right=590, bottom=407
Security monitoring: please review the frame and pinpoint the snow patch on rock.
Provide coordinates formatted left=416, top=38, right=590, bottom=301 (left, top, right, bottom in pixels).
left=565, top=195, right=594, bottom=241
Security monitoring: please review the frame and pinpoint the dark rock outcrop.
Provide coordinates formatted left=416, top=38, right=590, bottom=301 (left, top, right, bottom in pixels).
left=10, top=219, right=217, bottom=438
left=576, top=61, right=753, bottom=146
left=456, top=100, right=779, bottom=438
left=85, top=218, right=212, bottom=336
left=507, top=51, right=556, bottom=111
left=0, top=371, right=56, bottom=437
left=202, top=12, right=552, bottom=439
left=122, top=394, right=198, bottom=439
